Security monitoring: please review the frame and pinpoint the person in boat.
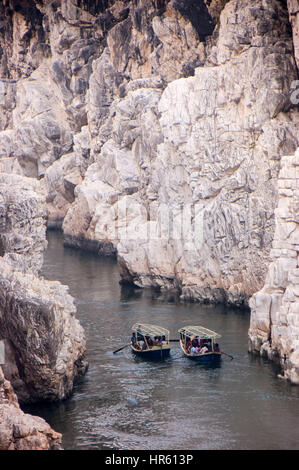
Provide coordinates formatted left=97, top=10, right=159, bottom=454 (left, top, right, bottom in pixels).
left=137, top=331, right=144, bottom=341
left=190, top=345, right=200, bottom=355
left=161, top=335, right=168, bottom=345
left=214, top=343, right=220, bottom=352
left=131, top=332, right=137, bottom=346
left=186, top=337, right=191, bottom=353
left=199, top=345, right=209, bottom=355
left=146, top=336, right=154, bottom=348
left=137, top=338, right=146, bottom=350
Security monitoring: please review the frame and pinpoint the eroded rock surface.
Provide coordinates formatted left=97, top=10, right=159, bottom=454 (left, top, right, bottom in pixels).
left=287, top=0, right=299, bottom=69
left=0, top=367, right=62, bottom=450
left=0, top=173, right=47, bottom=273
left=249, top=149, right=299, bottom=384
left=0, top=174, right=88, bottom=404
left=62, top=0, right=299, bottom=306
left=0, top=258, right=88, bottom=403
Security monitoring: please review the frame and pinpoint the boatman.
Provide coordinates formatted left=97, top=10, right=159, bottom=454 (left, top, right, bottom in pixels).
left=131, top=332, right=137, bottom=346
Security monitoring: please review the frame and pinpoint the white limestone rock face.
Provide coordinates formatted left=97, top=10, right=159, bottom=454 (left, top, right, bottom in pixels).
left=43, top=126, right=90, bottom=228
left=0, top=367, right=62, bottom=450
left=249, top=149, right=299, bottom=384
left=287, top=0, right=299, bottom=70
left=0, top=0, right=103, bottom=221
left=0, top=173, right=47, bottom=274
left=0, top=79, right=16, bottom=131
left=0, top=258, right=88, bottom=403
left=0, top=58, right=75, bottom=179
left=63, top=85, right=163, bottom=253
left=63, top=0, right=299, bottom=306
left=0, top=0, right=215, bottom=227
left=0, top=174, right=88, bottom=403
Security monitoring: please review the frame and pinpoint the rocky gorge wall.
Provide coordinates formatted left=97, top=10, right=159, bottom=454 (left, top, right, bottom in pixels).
left=249, top=150, right=299, bottom=384
left=62, top=0, right=299, bottom=307
left=0, top=173, right=88, bottom=404
left=246, top=0, right=299, bottom=385
left=0, top=173, right=88, bottom=448
left=0, top=0, right=298, bottom=395
left=0, top=366, right=62, bottom=450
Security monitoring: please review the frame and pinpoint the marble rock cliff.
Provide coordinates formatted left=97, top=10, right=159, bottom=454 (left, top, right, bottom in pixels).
left=249, top=149, right=299, bottom=384
left=0, top=174, right=88, bottom=405
left=0, top=0, right=298, bottom=386
left=61, top=0, right=299, bottom=307
left=0, top=172, right=87, bottom=448
left=0, top=366, right=62, bottom=450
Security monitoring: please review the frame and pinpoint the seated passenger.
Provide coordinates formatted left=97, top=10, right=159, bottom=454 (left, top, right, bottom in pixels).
left=190, top=346, right=199, bottom=355
left=200, top=345, right=209, bottom=354
left=214, top=343, right=220, bottom=352
left=161, top=335, right=168, bottom=345
left=146, top=336, right=154, bottom=348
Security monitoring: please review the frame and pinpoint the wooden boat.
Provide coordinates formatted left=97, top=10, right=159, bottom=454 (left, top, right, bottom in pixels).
left=178, top=325, right=221, bottom=363
left=130, top=323, right=171, bottom=360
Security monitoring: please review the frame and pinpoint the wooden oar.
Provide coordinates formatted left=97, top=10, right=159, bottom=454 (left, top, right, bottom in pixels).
left=169, top=339, right=180, bottom=342
left=221, top=351, right=233, bottom=360
left=113, top=344, right=130, bottom=354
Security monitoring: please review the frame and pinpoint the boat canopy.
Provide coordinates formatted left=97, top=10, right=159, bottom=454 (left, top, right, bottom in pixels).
left=178, top=325, right=221, bottom=339
left=132, top=323, right=170, bottom=338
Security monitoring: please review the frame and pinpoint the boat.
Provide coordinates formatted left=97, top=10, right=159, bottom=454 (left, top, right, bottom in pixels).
left=178, top=325, right=221, bottom=363
left=130, top=323, right=171, bottom=360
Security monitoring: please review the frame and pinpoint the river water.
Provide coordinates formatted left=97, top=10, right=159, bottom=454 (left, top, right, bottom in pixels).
left=24, top=231, right=299, bottom=450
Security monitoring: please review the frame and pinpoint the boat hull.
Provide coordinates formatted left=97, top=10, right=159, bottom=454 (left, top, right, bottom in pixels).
left=186, top=352, right=221, bottom=363
left=180, top=341, right=221, bottom=363
left=131, top=345, right=170, bottom=360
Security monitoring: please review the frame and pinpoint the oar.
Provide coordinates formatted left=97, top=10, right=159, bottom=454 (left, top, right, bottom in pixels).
left=169, top=339, right=180, bottom=342
left=113, top=344, right=130, bottom=354
left=221, top=351, right=233, bottom=360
